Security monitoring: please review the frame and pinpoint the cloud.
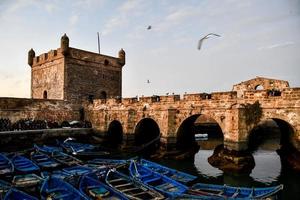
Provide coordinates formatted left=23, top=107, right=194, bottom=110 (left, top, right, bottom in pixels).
left=69, top=14, right=79, bottom=26
left=44, top=3, right=57, bottom=13
left=72, top=0, right=106, bottom=10
left=102, top=16, right=128, bottom=36
left=258, top=41, right=295, bottom=50
left=119, top=0, right=141, bottom=13
left=0, top=0, right=35, bottom=20
left=165, top=6, right=196, bottom=22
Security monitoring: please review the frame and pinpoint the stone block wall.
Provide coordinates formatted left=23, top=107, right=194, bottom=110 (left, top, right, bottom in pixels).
left=31, top=49, right=64, bottom=99
left=0, top=97, right=81, bottom=123
left=64, top=48, right=123, bottom=100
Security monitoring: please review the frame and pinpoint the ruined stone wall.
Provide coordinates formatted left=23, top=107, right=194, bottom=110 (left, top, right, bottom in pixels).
left=31, top=49, right=64, bottom=99
left=64, top=48, right=123, bottom=101
left=232, top=77, right=289, bottom=98
left=0, top=97, right=81, bottom=123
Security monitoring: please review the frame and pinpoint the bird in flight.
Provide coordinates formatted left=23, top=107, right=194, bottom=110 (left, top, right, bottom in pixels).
left=147, top=25, right=152, bottom=30
left=198, top=33, right=221, bottom=50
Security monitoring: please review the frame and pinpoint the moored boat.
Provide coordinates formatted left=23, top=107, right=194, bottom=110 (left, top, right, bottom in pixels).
left=12, top=173, right=43, bottom=188
left=140, top=159, right=197, bottom=183
left=30, top=151, right=60, bottom=169
left=184, top=183, right=284, bottom=200
left=105, top=169, right=165, bottom=200
left=58, top=140, right=110, bottom=157
left=40, top=177, right=89, bottom=200
left=129, top=160, right=188, bottom=198
left=34, top=144, right=62, bottom=154
left=0, top=179, right=11, bottom=197
left=79, top=174, right=129, bottom=200
left=51, top=151, right=82, bottom=166
left=87, top=158, right=128, bottom=169
left=62, top=165, right=93, bottom=176
left=41, top=170, right=72, bottom=180
left=3, top=188, right=38, bottom=200
left=0, top=153, right=14, bottom=175
left=12, top=155, right=40, bottom=174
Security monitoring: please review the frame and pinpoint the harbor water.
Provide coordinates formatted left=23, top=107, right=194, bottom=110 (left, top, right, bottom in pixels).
left=155, top=138, right=300, bottom=200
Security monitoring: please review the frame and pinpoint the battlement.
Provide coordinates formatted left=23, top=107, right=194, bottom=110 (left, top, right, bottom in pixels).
left=29, top=34, right=125, bottom=101
left=31, top=47, right=123, bottom=67
left=32, top=49, right=61, bottom=66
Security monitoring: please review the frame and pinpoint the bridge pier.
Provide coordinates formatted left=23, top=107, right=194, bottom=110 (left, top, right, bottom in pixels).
left=223, top=141, right=248, bottom=151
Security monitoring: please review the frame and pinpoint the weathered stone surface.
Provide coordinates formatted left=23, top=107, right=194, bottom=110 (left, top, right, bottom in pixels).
left=208, top=145, right=255, bottom=174
left=30, top=34, right=125, bottom=101
left=83, top=84, right=300, bottom=151
left=0, top=97, right=81, bottom=123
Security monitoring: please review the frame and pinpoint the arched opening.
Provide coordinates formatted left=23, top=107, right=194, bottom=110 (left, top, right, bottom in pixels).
left=100, top=91, right=107, bottom=100
left=247, top=118, right=295, bottom=183
left=134, top=118, right=160, bottom=146
left=248, top=118, right=294, bottom=152
left=107, top=120, right=123, bottom=145
left=43, top=90, right=47, bottom=99
left=255, top=85, right=264, bottom=90
left=176, top=114, right=223, bottom=151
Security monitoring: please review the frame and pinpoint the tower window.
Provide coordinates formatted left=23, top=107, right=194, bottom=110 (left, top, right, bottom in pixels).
left=43, top=90, right=47, bottom=99
left=104, top=59, right=109, bottom=66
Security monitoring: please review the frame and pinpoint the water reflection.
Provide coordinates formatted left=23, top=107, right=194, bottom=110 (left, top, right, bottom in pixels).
left=251, top=151, right=281, bottom=184
left=178, top=137, right=298, bottom=199
left=194, top=150, right=222, bottom=177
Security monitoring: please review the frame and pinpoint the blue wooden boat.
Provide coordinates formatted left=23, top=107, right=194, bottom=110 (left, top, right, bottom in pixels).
left=0, top=179, right=11, bottom=197
left=79, top=174, right=129, bottom=200
left=30, top=151, right=60, bottom=169
left=40, top=177, right=89, bottom=200
left=58, top=140, right=110, bottom=157
left=105, top=169, right=165, bottom=200
left=184, top=183, right=284, bottom=200
left=0, top=153, right=14, bottom=175
left=140, top=159, right=197, bottom=183
left=59, top=139, right=95, bottom=152
left=34, top=144, right=62, bottom=154
left=41, top=170, right=72, bottom=180
left=129, top=160, right=188, bottom=198
left=51, top=151, right=82, bottom=166
left=12, top=155, right=40, bottom=174
left=3, top=188, right=38, bottom=200
left=12, top=173, right=43, bottom=188
left=88, top=158, right=128, bottom=165
left=62, top=166, right=93, bottom=176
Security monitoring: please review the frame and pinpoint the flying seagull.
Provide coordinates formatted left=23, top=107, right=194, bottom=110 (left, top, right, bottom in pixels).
left=198, top=33, right=221, bottom=50
left=147, top=25, right=152, bottom=30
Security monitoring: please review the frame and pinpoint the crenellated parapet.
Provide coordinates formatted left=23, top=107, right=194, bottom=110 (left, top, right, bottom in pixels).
left=29, top=34, right=125, bottom=100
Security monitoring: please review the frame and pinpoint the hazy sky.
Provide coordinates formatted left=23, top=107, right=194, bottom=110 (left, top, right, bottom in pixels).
left=0, top=0, right=299, bottom=98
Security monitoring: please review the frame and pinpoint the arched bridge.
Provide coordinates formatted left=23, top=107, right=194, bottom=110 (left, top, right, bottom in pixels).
left=84, top=77, right=300, bottom=151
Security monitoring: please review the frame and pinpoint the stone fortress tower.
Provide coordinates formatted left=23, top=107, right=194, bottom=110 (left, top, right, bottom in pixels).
left=28, top=34, right=125, bottom=101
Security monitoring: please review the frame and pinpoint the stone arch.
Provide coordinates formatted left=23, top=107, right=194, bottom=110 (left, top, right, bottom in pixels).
left=255, top=84, right=264, bottom=90
left=176, top=114, right=224, bottom=150
left=107, top=120, right=123, bottom=145
left=134, top=118, right=160, bottom=145
left=247, top=117, right=296, bottom=151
